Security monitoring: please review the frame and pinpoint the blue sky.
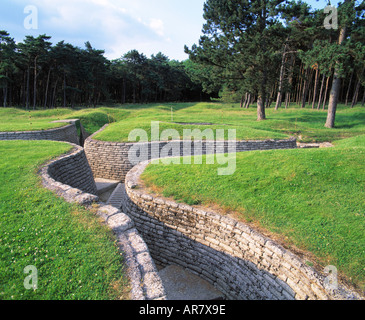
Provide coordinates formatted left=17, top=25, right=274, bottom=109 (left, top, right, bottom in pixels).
left=0, top=0, right=343, bottom=61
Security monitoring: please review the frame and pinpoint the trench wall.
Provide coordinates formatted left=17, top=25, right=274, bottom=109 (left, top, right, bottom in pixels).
left=6, top=122, right=362, bottom=300
left=0, top=122, right=80, bottom=145
left=44, top=144, right=98, bottom=196
left=84, top=125, right=297, bottom=181
left=40, top=144, right=166, bottom=300
left=121, top=161, right=362, bottom=301
left=1, top=122, right=167, bottom=300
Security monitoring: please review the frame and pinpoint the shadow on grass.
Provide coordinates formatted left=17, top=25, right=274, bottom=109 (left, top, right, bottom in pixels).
left=114, top=102, right=199, bottom=112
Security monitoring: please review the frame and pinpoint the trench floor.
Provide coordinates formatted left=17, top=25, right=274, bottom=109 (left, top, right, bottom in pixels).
left=96, top=179, right=225, bottom=300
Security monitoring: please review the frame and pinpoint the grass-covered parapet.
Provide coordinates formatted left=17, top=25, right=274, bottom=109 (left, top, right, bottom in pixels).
left=141, top=135, right=365, bottom=292
left=1, top=103, right=365, bottom=143
left=0, top=140, right=129, bottom=300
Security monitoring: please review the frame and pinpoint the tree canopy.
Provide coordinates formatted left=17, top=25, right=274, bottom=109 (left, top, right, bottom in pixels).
left=0, top=32, right=212, bottom=109
left=1, top=0, right=364, bottom=129
left=185, top=0, right=365, bottom=126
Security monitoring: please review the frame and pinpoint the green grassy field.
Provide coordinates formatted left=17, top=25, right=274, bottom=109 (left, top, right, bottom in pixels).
left=0, top=107, right=129, bottom=134
left=1, top=102, right=364, bottom=297
left=0, top=141, right=129, bottom=300
left=141, top=134, right=365, bottom=291
left=93, top=103, right=365, bottom=143
left=1, top=103, right=365, bottom=143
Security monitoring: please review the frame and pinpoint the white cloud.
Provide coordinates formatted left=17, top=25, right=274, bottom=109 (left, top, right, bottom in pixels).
left=3, top=0, right=207, bottom=61
left=33, top=0, right=131, bottom=34
left=148, top=18, right=164, bottom=37
left=28, top=0, right=159, bottom=57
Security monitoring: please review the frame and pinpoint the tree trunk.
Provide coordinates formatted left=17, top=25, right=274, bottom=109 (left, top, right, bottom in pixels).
left=52, top=78, right=59, bottom=108
left=44, top=68, right=51, bottom=109
left=304, top=69, right=314, bottom=106
left=266, top=99, right=270, bottom=109
left=3, top=87, right=7, bottom=108
left=8, top=80, right=12, bottom=107
left=301, top=68, right=311, bottom=108
left=345, top=71, right=354, bottom=106
left=323, top=74, right=331, bottom=110
left=326, top=77, right=342, bottom=127
left=63, top=72, right=67, bottom=108
left=33, top=56, right=38, bottom=110
left=258, top=65, right=268, bottom=120
left=243, top=93, right=248, bottom=108
left=240, top=94, right=246, bottom=108
left=3, top=72, right=8, bottom=107
left=257, top=96, right=266, bottom=121
left=296, top=63, right=304, bottom=105
left=308, top=87, right=313, bottom=106
left=26, top=67, right=30, bottom=110
left=275, top=45, right=288, bottom=111
left=285, top=92, right=291, bottom=109
left=22, top=71, right=26, bottom=108
left=325, top=11, right=348, bottom=128
left=122, top=79, right=126, bottom=104
left=351, top=78, right=361, bottom=108
left=257, top=3, right=267, bottom=121
left=312, top=68, right=320, bottom=109
left=245, top=94, right=251, bottom=109
left=317, top=74, right=326, bottom=110
left=286, top=54, right=295, bottom=109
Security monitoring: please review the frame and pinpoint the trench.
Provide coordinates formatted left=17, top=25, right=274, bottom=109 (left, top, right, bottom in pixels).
left=2, top=119, right=331, bottom=300
left=96, top=178, right=225, bottom=300
left=25, top=120, right=357, bottom=300
left=84, top=135, right=333, bottom=300
left=94, top=175, right=312, bottom=300
left=90, top=157, right=362, bottom=301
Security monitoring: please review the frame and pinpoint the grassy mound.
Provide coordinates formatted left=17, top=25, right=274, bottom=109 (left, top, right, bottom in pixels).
left=141, top=135, right=365, bottom=291
left=2, top=103, right=364, bottom=143
left=0, top=141, right=129, bottom=300
left=0, top=107, right=129, bottom=135
left=91, top=103, right=365, bottom=143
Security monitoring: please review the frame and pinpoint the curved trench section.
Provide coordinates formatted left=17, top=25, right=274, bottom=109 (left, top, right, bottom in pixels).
left=120, top=161, right=362, bottom=301
left=40, top=143, right=167, bottom=300
left=84, top=125, right=298, bottom=182
left=4, top=121, right=361, bottom=300
left=0, top=121, right=80, bottom=145
left=2, top=122, right=168, bottom=300
left=44, top=143, right=98, bottom=197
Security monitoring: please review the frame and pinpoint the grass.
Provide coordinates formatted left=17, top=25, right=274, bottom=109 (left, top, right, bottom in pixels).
left=1, top=103, right=365, bottom=143
left=1, top=102, right=365, bottom=296
left=0, top=107, right=129, bottom=135
left=141, top=134, right=365, bottom=291
left=93, top=103, right=365, bottom=143
left=0, top=141, right=129, bottom=300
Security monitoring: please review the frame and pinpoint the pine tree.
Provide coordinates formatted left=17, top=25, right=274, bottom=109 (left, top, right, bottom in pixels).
left=325, top=0, right=355, bottom=128
left=185, top=0, right=287, bottom=121
left=0, top=31, right=16, bottom=107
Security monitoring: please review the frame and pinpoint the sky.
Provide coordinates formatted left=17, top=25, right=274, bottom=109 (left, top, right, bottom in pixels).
left=0, top=0, right=344, bottom=61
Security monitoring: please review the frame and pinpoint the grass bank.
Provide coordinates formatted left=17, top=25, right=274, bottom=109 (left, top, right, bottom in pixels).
left=141, top=134, right=365, bottom=291
left=93, top=103, right=365, bottom=143
left=0, top=141, right=129, bottom=300
left=1, top=103, right=364, bottom=143
left=0, top=107, right=129, bottom=135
